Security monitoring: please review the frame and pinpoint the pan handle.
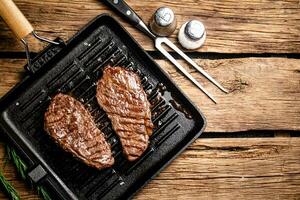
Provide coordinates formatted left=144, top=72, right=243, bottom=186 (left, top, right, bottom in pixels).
left=0, top=0, right=34, bottom=40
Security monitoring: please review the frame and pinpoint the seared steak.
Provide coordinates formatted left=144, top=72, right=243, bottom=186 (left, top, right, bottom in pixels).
left=96, top=66, right=153, bottom=161
left=44, top=93, right=114, bottom=169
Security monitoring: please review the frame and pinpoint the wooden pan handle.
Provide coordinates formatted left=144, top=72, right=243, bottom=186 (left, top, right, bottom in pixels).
left=0, top=0, right=33, bottom=40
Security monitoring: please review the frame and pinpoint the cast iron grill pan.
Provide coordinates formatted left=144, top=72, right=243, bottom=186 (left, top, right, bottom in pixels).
left=0, top=15, right=206, bottom=200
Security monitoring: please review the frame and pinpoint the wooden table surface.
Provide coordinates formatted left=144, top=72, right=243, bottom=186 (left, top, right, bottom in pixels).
left=0, top=0, right=299, bottom=199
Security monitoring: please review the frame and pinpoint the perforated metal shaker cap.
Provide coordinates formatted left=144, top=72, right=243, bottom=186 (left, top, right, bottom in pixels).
left=154, top=7, right=175, bottom=27
left=184, top=20, right=205, bottom=40
left=178, top=20, right=206, bottom=49
left=149, top=7, right=177, bottom=36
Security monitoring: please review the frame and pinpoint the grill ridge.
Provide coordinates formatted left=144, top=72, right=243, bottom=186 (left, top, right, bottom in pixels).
left=19, top=89, right=46, bottom=111
left=46, top=62, right=77, bottom=88
left=78, top=37, right=103, bottom=60
left=83, top=39, right=114, bottom=67
left=84, top=169, right=117, bottom=197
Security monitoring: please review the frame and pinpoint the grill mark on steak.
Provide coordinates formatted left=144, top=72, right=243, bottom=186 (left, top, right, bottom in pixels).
left=106, top=82, right=146, bottom=103
left=117, top=131, right=149, bottom=143
left=96, top=66, right=153, bottom=161
left=111, top=113, right=150, bottom=127
left=100, top=101, right=145, bottom=117
left=100, top=87, right=146, bottom=113
left=44, top=93, right=114, bottom=169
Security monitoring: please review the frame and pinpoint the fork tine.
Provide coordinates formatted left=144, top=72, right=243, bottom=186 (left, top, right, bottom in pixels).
left=155, top=38, right=217, bottom=104
left=161, top=38, right=228, bottom=93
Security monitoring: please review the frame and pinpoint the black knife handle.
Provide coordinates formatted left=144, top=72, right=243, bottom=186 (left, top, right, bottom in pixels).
left=102, top=0, right=141, bottom=26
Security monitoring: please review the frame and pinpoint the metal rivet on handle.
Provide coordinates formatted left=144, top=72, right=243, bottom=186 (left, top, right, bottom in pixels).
left=113, top=0, right=119, bottom=4
left=126, top=10, right=131, bottom=15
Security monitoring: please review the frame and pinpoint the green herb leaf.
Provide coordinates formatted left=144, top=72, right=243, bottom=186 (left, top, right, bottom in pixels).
left=37, top=186, right=52, bottom=200
left=0, top=169, right=20, bottom=200
left=5, top=145, right=52, bottom=200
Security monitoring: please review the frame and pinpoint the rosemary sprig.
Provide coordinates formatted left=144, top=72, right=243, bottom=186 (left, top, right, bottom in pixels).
left=5, top=145, right=52, bottom=200
left=0, top=168, right=20, bottom=200
left=37, top=186, right=51, bottom=200
left=5, top=145, right=28, bottom=180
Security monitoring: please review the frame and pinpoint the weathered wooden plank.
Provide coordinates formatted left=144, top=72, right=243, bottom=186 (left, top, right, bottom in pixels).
left=0, top=0, right=299, bottom=53
left=0, top=59, right=24, bottom=97
left=135, top=137, right=300, bottom=200
left=156, top=57, right=300, bottom=132
left=1, top=57, right=299, bottom=132
left=0, top=137, right=299, bottom=199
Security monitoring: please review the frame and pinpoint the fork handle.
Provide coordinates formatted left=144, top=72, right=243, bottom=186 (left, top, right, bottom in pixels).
left=102, top=0, right=156, bottom=39
left=102, top=0, right=141, bottom=26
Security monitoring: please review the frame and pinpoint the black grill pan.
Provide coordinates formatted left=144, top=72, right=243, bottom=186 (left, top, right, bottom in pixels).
left=0, top=14, right=206, bottom=199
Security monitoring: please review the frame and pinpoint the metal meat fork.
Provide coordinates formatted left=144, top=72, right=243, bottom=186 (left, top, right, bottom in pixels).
left=103, top=0, right=228, bottom=103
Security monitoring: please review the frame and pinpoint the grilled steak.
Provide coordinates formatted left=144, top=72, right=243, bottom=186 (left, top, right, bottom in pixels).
left=96, top=66, right=153, bottom=161
left=44, top=93, right=114, bottom=169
